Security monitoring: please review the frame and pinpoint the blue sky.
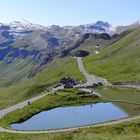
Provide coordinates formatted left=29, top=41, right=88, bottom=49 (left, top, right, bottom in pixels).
left=0, top=0, right=140, bottom=26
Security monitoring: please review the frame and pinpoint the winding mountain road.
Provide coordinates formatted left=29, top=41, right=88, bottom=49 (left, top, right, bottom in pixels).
left=76, top=57, right=109, bottom=86
left=0, top=57, right=140, bottom=134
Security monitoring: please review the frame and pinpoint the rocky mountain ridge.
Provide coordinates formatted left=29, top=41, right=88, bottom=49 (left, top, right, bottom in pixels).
left=0, top=20, right=119, bottom=64
left=0, top=20, right=139, bottom=79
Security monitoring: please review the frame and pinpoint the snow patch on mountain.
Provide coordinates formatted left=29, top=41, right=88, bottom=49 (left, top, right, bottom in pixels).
left=63, top=21, right=116, bottom=35
left=10, top=20, right=45, bottom=31
left=82, top=21, right=116, bottom=34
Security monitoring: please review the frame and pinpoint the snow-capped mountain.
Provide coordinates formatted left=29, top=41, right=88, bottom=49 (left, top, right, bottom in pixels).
left=1, top=19, right=139, bottom=53
left=62, top=21, right=116, bottom=35
left=1, top=19, right=140, bottom=40
left=0, top=20, right=46, bottom=40
left=0, top=20, right=119, bottom=64
left=81, top=21, right=116, bottom=34
left=0, top=19, right=139, bottom=77
left=0, top=20, right=117, bottom=41
left=9, top=20, right=45, bottom=32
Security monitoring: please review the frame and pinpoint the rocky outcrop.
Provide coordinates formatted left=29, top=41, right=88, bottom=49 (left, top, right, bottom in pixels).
left=61, top=49, right=71, bottom=57
left=75, top=50, right=89, bottom=57
left=27, top=52, right=55, bottom=78
left=0, top=46, right=40, bottom=63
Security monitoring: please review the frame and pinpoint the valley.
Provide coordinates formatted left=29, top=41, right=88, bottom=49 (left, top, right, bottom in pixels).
left=0, top=57, right=85, bottom=109
left=0, top=56, right=140, bottom=135
left=0, top=20, right=140, bottom=140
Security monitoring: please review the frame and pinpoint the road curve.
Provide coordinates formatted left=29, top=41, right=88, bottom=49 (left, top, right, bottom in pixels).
left=0, top=86, right=64, bottom=133
left=76, top=57, right=110, bottom=86
left=0, top=115, right=140, bottom=134
left=0, top=57, right=140, bottom=134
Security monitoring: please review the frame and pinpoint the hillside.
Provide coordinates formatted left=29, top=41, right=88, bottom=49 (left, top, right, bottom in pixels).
left=0, top=20, right=120, bottom=109
left=0, top=24, right=139, bottom=109
left=0, top=20, right=139, bottom=87
left=0, top=21, right=140, bottom=108
left=0, top=20, right=118, bottom=86
left=0, top=57, right=85, bottom=109
left=83, top=27, right=140, bottom=82
left=0, top=22, right=140, bottom=140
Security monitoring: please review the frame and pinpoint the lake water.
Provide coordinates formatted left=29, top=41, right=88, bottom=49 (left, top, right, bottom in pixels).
left=11, top=102, right=128, bottom=131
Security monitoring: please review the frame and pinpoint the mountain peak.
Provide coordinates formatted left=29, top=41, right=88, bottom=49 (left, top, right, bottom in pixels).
left=10, top=19, right=33, bottom=26
left=82, top=21, right=115, bottom=34
left=95, top=21, right=112, bottom=28
left=9, top=19, right=45, bottom=32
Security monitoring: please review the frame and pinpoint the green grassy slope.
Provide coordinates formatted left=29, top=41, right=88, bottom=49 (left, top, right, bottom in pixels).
left=33, top=57, right=85, bottom=85
left=0, top=57, right=85, bottom=109
left=0, top=58, right=33, bottom=87
left=75, top=37, right=114, bottom=52
left=94, top=86, right=140, bottom=103
left=83, top=28, right=140, bottom=82
left=93, top=86, right=140, bottom=115
left=71, top=35, right=119, bottom=55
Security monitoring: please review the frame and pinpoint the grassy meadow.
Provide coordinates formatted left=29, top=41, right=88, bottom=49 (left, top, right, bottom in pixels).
left=93, top=86, right=140, bottom=115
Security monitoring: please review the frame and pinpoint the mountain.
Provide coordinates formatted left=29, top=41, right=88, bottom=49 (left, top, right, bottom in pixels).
left=83, top=27, right=140, bottom=83
left=0, top=20, right=115, bottom=42
left=81, top=21, right=116, bottom=34
left=0, top=19, right=140, bottom=110
left=0, top=20, right=139, bottom=86
left=9, top=20, right=45, bottom=31
left=0, top=20, right=116, bottom=64
left=116, top=20, right=140, bottom=33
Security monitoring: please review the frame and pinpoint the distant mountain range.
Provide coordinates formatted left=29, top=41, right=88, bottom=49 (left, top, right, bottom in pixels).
left=1, top=20, right=140, bottom=40
left=0, top=20, right=140, bottom=80
left=0, top=20, right=117, bottom=63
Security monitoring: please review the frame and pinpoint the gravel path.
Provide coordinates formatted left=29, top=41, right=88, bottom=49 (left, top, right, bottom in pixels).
left=0, top=57, right=139, bottom=134
left=115, top=84, right=140, bottom=90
